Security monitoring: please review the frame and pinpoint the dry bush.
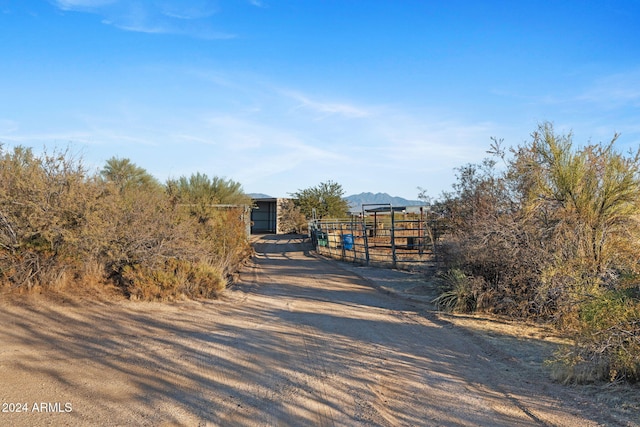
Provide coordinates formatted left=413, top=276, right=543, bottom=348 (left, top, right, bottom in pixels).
left=550, top=290, right=640, bottom=383
left=436, top=155, right=551, bottom=318
left=100, top=185, right=187, bottom=275
left=436, top=123, right=640, bottom=383
left=439, top=212, right=553, bottom=318
left=0, top=145, right=252, bottom=301
left=122, top=258, right=226, bottom=301
left=278, top=199, right=308, bottom=234
left=0, top=145, right=95, bottom=290
left=206, top=207, right=253, bottom=268
left=100, top=188, right=251, bottom=300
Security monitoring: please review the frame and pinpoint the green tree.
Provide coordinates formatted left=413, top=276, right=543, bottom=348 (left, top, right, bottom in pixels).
left=525, top=123, right=640, bottom=293
left=100, top=157, right=159, bottom=191
left=165, top=173, right=250, bottom=206
left=291, top=180, right=350, bottom=219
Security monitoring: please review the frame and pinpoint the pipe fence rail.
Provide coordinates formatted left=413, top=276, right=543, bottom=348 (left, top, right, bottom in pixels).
left=308, top=204, right=443, bottom=270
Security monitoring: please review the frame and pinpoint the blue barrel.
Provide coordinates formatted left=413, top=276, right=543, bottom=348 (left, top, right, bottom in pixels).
left=342, top=234, right=354, bottom=250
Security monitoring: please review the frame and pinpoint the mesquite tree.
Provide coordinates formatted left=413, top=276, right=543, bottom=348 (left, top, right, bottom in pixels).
left=290, top=180, right=350, bottom=219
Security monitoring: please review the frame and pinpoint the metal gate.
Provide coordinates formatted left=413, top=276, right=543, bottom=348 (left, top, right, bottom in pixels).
left=309, top=204, right=442, bottom=270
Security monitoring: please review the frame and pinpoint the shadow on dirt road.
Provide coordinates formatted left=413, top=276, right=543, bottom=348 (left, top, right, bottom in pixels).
left=0, top=234, right=636, bottom=426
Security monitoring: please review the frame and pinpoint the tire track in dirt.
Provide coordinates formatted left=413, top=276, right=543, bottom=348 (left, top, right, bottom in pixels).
left=249, top=236, right=549, bottom=426
left=387, top=307, right=553, bottom=426
left=298, top=323, right=337, bottom=426
left=249, top=241, right=338, bottom=425
left=339, top=261, right=631, bottom=426
left=1, top=234, right=634, bottom=426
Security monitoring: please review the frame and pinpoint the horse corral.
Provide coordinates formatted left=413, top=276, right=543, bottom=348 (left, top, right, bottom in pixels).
left=309, top=204, right=443, bottom=270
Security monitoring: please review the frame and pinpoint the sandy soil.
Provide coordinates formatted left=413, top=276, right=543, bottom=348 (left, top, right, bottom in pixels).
left=0, top=234, right=637, bottom=426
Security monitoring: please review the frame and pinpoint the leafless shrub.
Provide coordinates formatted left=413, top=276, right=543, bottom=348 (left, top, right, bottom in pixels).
left=278, top=199, right=308, bottom=234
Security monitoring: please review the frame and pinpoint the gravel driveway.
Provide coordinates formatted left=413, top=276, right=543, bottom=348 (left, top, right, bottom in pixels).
left=0, top=234, right=636, bottom=426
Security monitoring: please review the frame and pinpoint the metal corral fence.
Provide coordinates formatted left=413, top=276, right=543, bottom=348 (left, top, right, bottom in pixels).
left=309, top=204, right=443, bottom=270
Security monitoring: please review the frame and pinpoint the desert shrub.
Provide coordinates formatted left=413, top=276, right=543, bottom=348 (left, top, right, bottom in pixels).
left=278, top=199, right=308, bottom=234
left=434, top=122, right=640, bottom=383
left=435, top=154, right=551, bottom=318
left=438, top=124, right=640, bottom=315
left=0, top=145, right=97, bottom=289
left=524, top=125, right=640, bottom=303
left=165, top=172, right=252, bottom=270
left=0, top=145, right=252, bottom=300
left=122, top=258, right=226, bottom=301
left=439, top=211, right=553, bottom=317
left=101, top=185, right=183, bottom=272
left=432, top=268, right=477, bottom=312
left=201, top=207, right=253, bottom=271
left=551, top=289, right=640, bottom=383
left=101, top=182, right=251, bottom=299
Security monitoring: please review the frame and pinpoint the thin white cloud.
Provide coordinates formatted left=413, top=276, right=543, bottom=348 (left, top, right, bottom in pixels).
left=280, top=90, right=371, bottom=119
left=0, top=129, right=157, bottom=148
left=0, top=118, right=19, bottom=135
left=1, top=62, right=511, bottom=199
left=53, top=0, right=117, bottom=10
left=578, top=69, right=640, bottom=108
left=516, top=69, right=640, bottom=110
left=50, top=0, right=235, bottom=39
left=158, top=1, right=218, bottom=20
left=170, top=133, right=216, bottom=145
left=201, top=113, right=346, bottom=161
left=190, top=78, right=498, bottom=195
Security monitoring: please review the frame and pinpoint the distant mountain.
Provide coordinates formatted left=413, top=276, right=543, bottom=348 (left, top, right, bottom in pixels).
left=345, top=192, right=423, bottom=212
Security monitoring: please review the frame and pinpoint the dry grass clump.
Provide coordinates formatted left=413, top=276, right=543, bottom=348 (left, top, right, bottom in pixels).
left=122, top=259, right=226, bottom=301
left=550, top=289, right=640, bottom=384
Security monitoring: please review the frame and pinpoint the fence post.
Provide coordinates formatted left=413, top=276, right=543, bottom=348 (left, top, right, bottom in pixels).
left=350, top=216, right=356, bottom=263
left=362, top=217, right=370, bottom=265
left=391, top=208, right=397, bottom=268
left=340, top=222, right=345, bottom=261
left=418, top=206, right=424, bottom=256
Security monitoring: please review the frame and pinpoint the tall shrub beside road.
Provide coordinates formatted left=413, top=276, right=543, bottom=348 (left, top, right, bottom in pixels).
left=278, top=199, right=308, bottom=234
left=0, top=145, right=251, bottom=300
left=165, top=173, right=252, bottom=281
left=0, top=146, right=100, bottom=290
left=436, top=123, right=640, bottom=382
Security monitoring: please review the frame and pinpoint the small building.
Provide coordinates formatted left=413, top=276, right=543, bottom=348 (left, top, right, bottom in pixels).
left=251, top=197, right=289, bottom=234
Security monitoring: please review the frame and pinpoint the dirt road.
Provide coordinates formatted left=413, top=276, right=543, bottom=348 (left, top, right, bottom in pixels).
left=0, top=235, right=636, bottom=426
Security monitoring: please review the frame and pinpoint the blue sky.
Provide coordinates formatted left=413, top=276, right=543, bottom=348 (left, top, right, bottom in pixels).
left=1, top=1, right=640, bottom=200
